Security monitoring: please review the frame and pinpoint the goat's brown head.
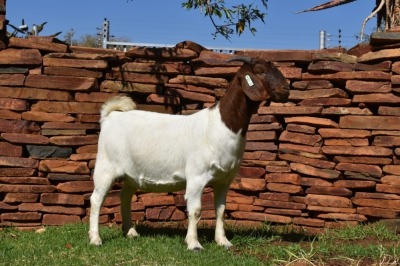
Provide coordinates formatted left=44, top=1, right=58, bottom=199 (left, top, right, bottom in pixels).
left=228, top=56, right=290, bottom=103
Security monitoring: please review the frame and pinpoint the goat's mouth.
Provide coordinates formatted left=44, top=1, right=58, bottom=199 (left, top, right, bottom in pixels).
left=271, top=86, right=290, bottom=103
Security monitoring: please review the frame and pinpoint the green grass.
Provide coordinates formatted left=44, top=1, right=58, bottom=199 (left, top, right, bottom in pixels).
left=0, top=222, right=399, bottom=265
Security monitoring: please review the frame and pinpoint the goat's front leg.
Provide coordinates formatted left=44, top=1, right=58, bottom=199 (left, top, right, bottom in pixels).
left=213, top=183, right=232, bottom=249
left=184, top=180, right=206, bottom=251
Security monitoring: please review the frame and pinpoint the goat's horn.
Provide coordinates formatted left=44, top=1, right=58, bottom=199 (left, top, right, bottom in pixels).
left=227, top=56, right=252, bottom=64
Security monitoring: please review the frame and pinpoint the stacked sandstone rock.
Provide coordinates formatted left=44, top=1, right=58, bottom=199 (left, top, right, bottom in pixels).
left=0, top=35, right=399, bottom=233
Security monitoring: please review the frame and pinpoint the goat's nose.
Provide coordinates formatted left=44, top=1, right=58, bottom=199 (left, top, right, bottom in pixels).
left=285, top=85, right=290, bottom=93
left=281, top=87, right=290, bottom=101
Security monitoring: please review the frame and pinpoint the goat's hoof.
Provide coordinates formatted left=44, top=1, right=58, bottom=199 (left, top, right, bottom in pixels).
left=192, top=247, right=203, bottom=252
left=126, top=228, right=139, bottom=238
left=89, top=232, right=103, bottom=246
left=223, top=243, right=233, bottom=250
left=187, top=242, right=203, bottom=251
left=89, top=238, right=102, bottom=246
left=216, top=239, right=233, bottom=249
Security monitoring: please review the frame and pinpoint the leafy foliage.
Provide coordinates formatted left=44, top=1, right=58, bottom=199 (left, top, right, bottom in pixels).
left=182, top=0, right=268, bottom=39
left=181, top=0, right=268, bottom=39
left=126, top=0, right=268, bottom=39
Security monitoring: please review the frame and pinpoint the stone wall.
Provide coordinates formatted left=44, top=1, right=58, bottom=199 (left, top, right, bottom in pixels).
left=0, top=35, right=400, bottom=233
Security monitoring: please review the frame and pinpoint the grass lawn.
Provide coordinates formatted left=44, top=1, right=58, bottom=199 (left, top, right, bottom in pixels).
left=0, top=222, right=399, bottom=265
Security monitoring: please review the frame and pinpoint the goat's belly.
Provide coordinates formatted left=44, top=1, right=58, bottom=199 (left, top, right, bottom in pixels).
left=138, top=181, right=186, bottom=193
left=131, top=172, right=187, bottom=193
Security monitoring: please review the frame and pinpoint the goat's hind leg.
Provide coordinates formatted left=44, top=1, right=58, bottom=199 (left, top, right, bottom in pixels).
left=120, top=178, right=139, bottom=238
left=89, top=169, right=116, bottom=246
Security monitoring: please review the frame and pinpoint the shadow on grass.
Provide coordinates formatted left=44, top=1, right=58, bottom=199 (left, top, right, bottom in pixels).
left=129, top=223, right=315, bottom=246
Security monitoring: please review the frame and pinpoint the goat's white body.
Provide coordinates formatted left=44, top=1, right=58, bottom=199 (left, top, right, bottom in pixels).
left=97, top=107, right=244, bottom=191
left=90, top=97, right=245, bottom=250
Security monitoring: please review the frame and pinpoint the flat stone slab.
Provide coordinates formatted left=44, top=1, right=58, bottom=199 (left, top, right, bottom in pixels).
left=370, top=31, right=400, bottom=46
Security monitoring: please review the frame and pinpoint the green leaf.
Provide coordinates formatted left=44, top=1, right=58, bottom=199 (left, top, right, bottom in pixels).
left=214, top=8, right=222, bottom=18
left=236, top=21, right=245, bottom=35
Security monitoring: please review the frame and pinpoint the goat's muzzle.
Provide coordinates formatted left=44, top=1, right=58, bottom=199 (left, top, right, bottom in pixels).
left=272, top=83, right=290, bottom=103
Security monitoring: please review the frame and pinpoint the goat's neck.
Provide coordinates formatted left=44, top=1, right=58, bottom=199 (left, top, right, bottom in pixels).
left=218, top=79, right=259, bottom=137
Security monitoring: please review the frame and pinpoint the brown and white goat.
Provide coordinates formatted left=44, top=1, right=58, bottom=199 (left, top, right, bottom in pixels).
left=89, top=56, right=289, bottom=250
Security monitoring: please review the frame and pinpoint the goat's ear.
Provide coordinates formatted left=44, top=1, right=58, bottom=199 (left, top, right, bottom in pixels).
left=239, top=71, right=269, bottom=102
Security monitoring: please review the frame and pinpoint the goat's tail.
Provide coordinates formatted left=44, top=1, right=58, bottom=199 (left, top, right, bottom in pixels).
left=100, top=95, right=137, bottom=123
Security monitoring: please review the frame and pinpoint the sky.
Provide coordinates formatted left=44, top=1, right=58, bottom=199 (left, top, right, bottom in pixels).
left=6, top=0, right=376, bottom=50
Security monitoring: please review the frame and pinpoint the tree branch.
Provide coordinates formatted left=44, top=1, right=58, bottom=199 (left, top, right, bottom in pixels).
left=360, top=0, right=385, bottom=41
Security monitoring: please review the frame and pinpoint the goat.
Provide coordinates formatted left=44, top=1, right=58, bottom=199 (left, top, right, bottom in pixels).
left=89, top=56, right=290, bottom=250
